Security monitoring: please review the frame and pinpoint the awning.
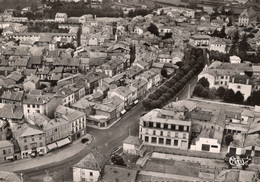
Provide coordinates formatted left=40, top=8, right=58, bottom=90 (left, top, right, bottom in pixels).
left=121, top=109, right=126, bottom=115
left=6, top=156, right=13, bottom=160
left=56, top=138, right=71, bottom=148
left=134, top=100, right=139, bottom=104
left=47, top=143, right=58, bottom=151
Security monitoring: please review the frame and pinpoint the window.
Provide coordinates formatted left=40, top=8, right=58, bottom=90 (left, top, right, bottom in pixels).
left=237, top=85, right=241, bottom=89
left=39, top=136, right=42, bottom=140
left=179, top=125, right=184, bottom=131
left=90, top=172, right=93, bottom=176
left=24, top=138, right=27, bottom=143
left=156, top=123, right=160, bottom=128
left=32, top=137, right=34, bottom=141
left=55, top=128, right=58, bottom=133
left=40, top=142, right=43, bottom=147
left=27, top=104, right=30, bottom=108
left=149, top=122, right=153, bottom=127
left=171, top=125, right=176, bottom=130
left=24, top=145, right=28, bottom=150
left=32, top=105, right=35, bottom=108
left=3, top=150, right=6, bottom=155
left=211, top=145, right=218, bottom=148
left=160, top=131, right=163, bottom=136
left=151, top=137, right=157, bottom=143
left=183, top=134, right=186, bottom=139
left=174, top=140, right=178, bottom=146
left=164, top=124, right=168, bottom=129
left=153, top=130, right=156, bottom=135
left=166, top=139, right=171, bottom=145
left=175, top=133, right=178, bottom=138
left=202, top=144, right=210, bottom=151
left=167, top=131, right=171, bottom=137
left=159, top=138, right=164, bottom=144
left=145, top=136, right=149, bottom=142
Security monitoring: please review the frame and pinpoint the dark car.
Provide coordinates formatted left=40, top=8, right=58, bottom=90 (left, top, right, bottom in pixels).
left=81, top=138, right=89, bottom=144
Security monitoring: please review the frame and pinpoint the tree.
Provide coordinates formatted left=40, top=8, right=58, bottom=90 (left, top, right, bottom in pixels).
left=227, top=19, right=232, bottom=27
left=147, top=23, right=159, bottom=36
left=198, top=77, right=210, bottom=88
left=216, top=87, right=226, bottom=98
left=219, top=26, right=226, bottom=38
left=234, top=91, right=244, bottom=104
left=223, top=89, right=235, bottom=103
left=193, top=84, right=204, bottom=97
left=225, top=134, right=233, bottom=145
left=250, top=90, right=260, bottom=106
left=161, top=68, right=168, bottom=78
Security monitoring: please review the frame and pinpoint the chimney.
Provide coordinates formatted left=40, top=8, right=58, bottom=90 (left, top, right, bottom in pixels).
left=232, top=77, right=235, bottom=83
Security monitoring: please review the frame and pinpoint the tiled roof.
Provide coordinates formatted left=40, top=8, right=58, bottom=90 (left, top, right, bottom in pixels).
left=23, top=93, right=55, bottom=105
left=0, top=105, right=23, bottom=120
left=123, top=135, right=142, bottom=146
left=55, top=105, right=86, bottom=122
left=14, top=123, right=43, bottom=138
left=0, top=90, right=24, bottom=101
left=74, top=149, right=105, bottom=170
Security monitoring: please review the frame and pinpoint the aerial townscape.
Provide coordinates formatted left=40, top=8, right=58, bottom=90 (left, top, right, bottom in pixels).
left=0, top=0, right=260, bottom=181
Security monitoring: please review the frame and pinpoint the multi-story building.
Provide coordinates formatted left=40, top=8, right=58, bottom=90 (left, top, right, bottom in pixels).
left=55, top=105, right=86, bottom=140
left=73, top=149, right=105, bottom=182
left=14, top=123, right=46, bottom=158
left=28, top=113, right=71, bottom=151
left=55, top=13, right=68, bottom=23
left=139, top=109, right=191, bottom=150
left=189, top=35, right=211, bottom=48
left=23, top=93, right=62, bottom=119
left=238, top=7, right=257, bottom=26
left=209, top=38, right=227, bottom=53
left=0, top=140, right=14, bottom=163
left=228, top=74, right=252, bottom=100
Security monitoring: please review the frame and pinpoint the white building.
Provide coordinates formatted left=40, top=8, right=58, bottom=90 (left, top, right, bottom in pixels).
left=123, top=135, right=146, bottom=157
left=210, top=38, right=227, bottom=53
left=190, top=127, right=223, bottom=153
left=55, top=13, right=68, bottom=23
left=139, top=108, right=192, bottom=150
left=228, top=74, right=252, bottom=100
left=230, top=55, right=241, bottom=64
left=73, top=149, right=105, bottom=182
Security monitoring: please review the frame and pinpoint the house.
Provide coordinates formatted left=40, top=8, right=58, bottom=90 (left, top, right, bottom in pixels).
left=190, top=126, right=223, bottom=153
left=0, top=105, right=24, bottom=129
left=228, top=74, right=252, bottom=100
left=90, top=0, right=103, bottom=8
left=108, top=86, right=133, bottom=108
left=123, top=135, right=146, bottom=157
left=102, top=96, right=124, bottom=118
left=14, top=123, right=46, bottom=158
left=101, top=165, right=138, bottom=182
left=238, top=7, right=257, bottom=26
left=73, top=149, right=105, bottom=182
left=131, top=78, right=148, bottom=100
left=23, top=75, right=40, bottom=92
left=55, top=13, right=68, bottom=23
left=0, top=140, right=14, bottom=163
left=139, top=108, right=191, bottom=150
left=55, top=105, right=86, bottom=140
left=55, top=87, right=75, bottom=107
left=28, top=113, right=71, bottom=151
left=210, top=38, right=227, bottom=53
left=230, top=55, right=241, bottom=64
left=0, top=91, right=24, bottom=105
left=189, top=35, right=211, bottom=48
left=23, top=93, right=61, bottom=119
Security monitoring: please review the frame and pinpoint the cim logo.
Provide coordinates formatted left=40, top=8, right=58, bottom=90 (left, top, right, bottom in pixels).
left=228, top=156, right=251, bottom=167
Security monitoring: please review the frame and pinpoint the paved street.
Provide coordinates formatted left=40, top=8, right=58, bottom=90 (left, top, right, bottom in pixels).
left=19, top=103, right=145, bottom=181
left=0, top=77, right=198, bottom=181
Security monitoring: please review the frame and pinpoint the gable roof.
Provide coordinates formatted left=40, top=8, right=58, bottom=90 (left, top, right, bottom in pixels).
left=123, top=135, right=142, bottom=146
left=74, top=149, right=106, bottom=171
left=14, top=123, right=43, bottom=138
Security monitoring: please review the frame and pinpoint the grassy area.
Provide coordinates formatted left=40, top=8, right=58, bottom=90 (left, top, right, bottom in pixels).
left=0, top=0, right=42, bottom=12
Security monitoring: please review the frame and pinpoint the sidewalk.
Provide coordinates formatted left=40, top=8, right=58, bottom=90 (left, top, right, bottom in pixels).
left=0, top=134, right=93, bottom=172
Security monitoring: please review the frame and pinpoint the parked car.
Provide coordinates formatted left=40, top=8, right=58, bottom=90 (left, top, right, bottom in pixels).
left=81, top=138, right=89, bottom=143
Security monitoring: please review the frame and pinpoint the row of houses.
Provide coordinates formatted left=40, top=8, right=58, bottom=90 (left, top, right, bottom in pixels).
left=0, top=104, right=86, bottom=162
